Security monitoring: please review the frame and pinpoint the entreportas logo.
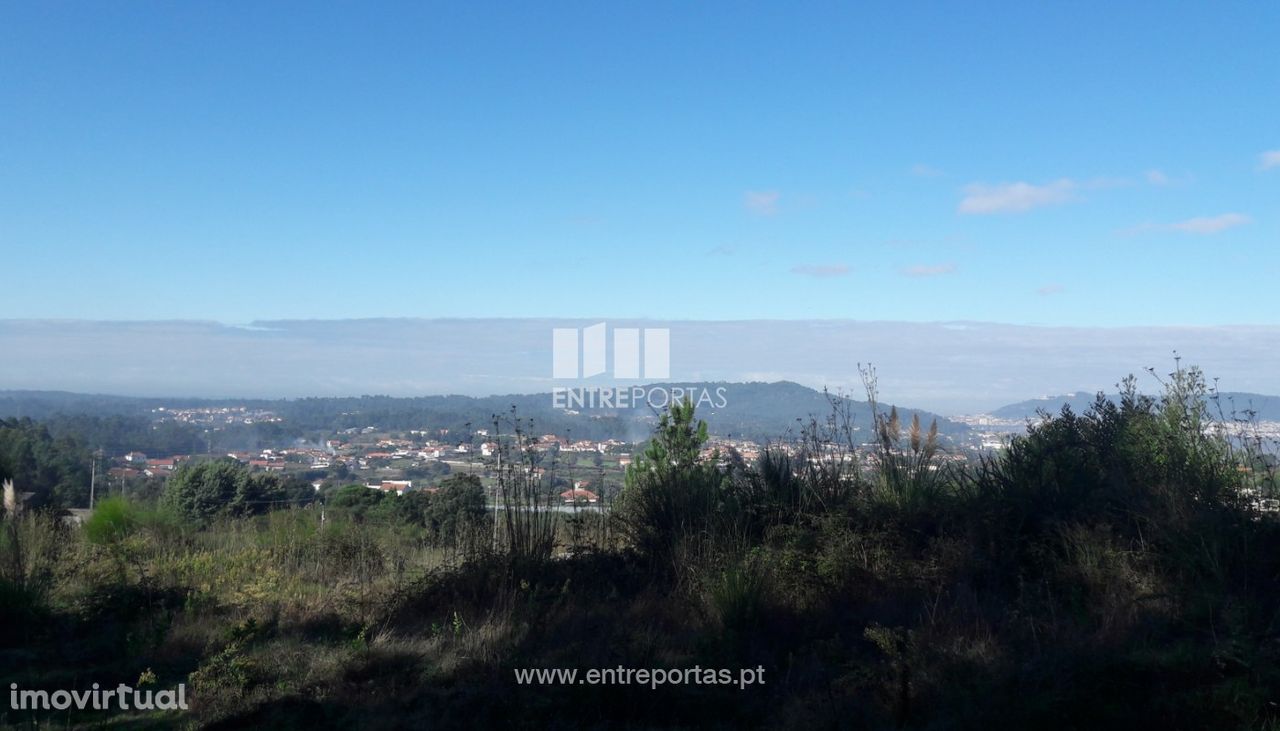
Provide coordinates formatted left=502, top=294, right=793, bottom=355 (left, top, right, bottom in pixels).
left=549, top=323, right=726, bottom=411
left=552, top=323, right=669, bottom=380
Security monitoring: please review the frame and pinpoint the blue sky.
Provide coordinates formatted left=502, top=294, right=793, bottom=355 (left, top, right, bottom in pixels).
left=2, top=2, right=1277, bottom=326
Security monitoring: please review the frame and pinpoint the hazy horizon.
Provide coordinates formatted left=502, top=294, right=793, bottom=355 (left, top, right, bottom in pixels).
left=5, top=317, right=1279, bottom=414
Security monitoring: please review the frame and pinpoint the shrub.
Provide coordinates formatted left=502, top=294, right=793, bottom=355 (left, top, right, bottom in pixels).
left=612, top=398, right=725, bottom=565
left=860, top=365, right=946, bottom=513
left=0, top=512, right=65, bottom=642
left=489, top=413, right=557, bottom=564
left=707, top=557, right=770, bottom=634
left=84, top=495, right=139, bottom=545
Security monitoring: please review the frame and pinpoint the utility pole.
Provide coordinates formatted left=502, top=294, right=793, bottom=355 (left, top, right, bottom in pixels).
left=492, top=436, right=501, bottom=552
left=89, top=451, right=97, bottom=510
left=464, top=421, right=473, bottom=476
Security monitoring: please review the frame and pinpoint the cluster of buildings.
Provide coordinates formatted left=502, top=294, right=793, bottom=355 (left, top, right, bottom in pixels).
left=100, top=425, right=644, bottom=501
left=108, top=452, right=189, bottom=480
left=83, top=410, right=1280, bottom=515
left=149, top=405, right=283, bottom=426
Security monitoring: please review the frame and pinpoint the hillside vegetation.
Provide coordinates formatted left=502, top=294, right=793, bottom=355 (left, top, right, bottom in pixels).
left=0, top=381, right=964, bottom=452
left=2, top=365, right=1279, bottom=729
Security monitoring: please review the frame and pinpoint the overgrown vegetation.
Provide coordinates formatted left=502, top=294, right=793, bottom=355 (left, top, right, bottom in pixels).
left=2, top=364, right=1280, bottom=729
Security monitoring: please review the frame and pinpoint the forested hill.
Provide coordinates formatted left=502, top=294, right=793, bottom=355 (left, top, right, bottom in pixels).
left=0, top=382, right=966, bottom=449
left=990, top=391, right=1280, bottom=421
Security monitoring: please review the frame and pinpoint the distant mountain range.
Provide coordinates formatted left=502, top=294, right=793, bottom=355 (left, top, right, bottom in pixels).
left=7, top=319, right=1280, bottom=415
left=0, top=382, right=965, bottom=445
left=989, top=391, right=1280, bottom=421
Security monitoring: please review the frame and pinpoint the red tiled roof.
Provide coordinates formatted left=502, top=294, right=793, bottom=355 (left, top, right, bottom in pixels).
left=560, top=488, right=599, bottom=502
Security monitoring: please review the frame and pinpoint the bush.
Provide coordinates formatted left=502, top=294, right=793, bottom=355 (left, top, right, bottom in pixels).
left=0, top=512, right=64, bottom=642
left=706, top=557, right=771, bottom=634
left=84, top=495, right=140, bottom=545
left=612, top=398, right=725, bottom=565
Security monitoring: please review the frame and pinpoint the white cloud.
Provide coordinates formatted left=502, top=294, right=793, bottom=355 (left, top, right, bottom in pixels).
left=958, top=179, right=1075, bottom=214
left=1125, top=213, right=1253, bottom=236
left=1168, top=213, right=1252, bottom=234
left=744, top=190, right=780, bottom=215
left=911, top=163, right=944, bottom=178
left=1260, top=150, right=1280, bottom=171
left=1144, top=169, right=1194, bottom=187
left=901, top=263, right=957, bottom=278
left=790, top=264, right=850, bottom=278
left=1037, top=284, right=1065, bottom=296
